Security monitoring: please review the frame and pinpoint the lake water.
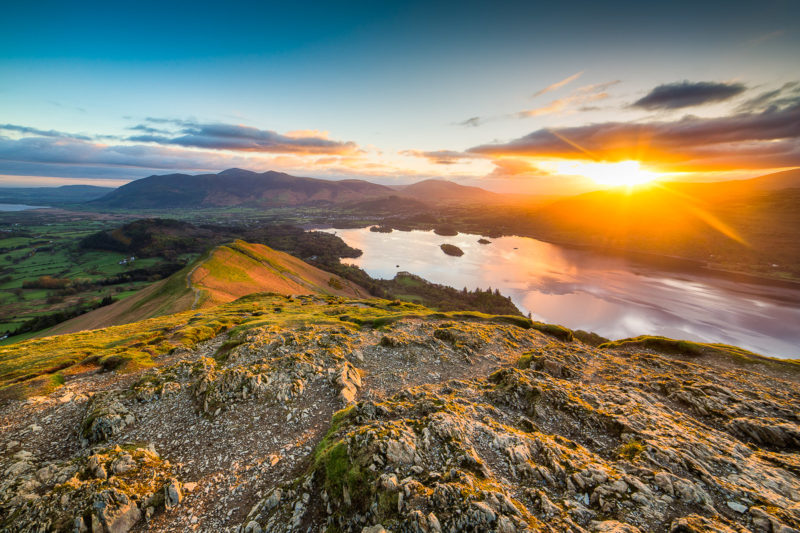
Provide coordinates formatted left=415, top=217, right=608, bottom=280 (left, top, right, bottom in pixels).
left=0, top=203, right=48, bottom=211
left=325, top=227, right=800, bottom=359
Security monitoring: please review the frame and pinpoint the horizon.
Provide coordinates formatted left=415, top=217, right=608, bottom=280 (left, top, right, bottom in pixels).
left=2, top=1, right=799, bottom=195
left=1, top=166, right=799, bottom=194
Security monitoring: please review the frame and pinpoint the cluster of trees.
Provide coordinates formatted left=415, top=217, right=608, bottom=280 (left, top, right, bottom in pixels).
left=81, top=219, right=362, bottom=265
left=311, top=262, right=522, bottom=316
left=3, top=295, right=114, bottom=337
left=22, top=275, right=70, bottom=289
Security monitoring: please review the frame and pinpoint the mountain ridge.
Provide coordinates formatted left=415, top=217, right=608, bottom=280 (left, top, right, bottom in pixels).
left=41, top=240, right=367, bottom=336
left=88, top=169, right=512, bottom=209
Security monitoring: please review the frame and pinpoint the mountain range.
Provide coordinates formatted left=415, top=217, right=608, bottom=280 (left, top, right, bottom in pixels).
left=89, top=169, right=503, bottom=209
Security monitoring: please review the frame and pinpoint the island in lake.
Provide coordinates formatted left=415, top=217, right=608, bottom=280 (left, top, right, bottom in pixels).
left=440, top=243, right=464, bottom=256
left=369, top=225, right=393, bottom=233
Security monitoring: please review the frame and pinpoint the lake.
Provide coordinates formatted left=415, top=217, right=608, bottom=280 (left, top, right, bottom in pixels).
left=324, top=227, right=800, bottom=359
left=0, top=203, right=48, bottom=211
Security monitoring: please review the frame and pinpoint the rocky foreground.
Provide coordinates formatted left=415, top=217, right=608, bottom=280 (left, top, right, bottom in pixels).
left=1, top=295, right=799, bottom=532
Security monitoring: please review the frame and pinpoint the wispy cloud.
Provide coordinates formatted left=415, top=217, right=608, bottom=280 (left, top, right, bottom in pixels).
left=533, top=72, right=584, bottom=98
left=456, top=80, right=618, bottom=127
left=128, top=124, right=173, bottom=135
left=736, top=81, right=800, bottom=112
left=456, top=117, right=484, bottom=128
left=400, top=150, right=478, bottom=165
left=0, top=124, right=93, bottom=141
left=746, top=29, right=784, bottom=46
left=517, top=81, right=619, bottom=118
left=631, top=80, right=746, bottom=110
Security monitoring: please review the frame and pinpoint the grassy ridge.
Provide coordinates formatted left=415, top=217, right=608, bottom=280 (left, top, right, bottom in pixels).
left=600, top=335, right=800, bottom=367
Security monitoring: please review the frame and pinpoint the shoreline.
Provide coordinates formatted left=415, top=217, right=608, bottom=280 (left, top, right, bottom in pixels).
left=310, top=223, right=800, bottom=290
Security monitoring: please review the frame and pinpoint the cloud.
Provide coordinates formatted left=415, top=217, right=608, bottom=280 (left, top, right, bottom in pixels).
left=128, top=122, right=359, bottom=155
left=457, top=80, right=620, bottom=127
left=736, top=82, right=800, bottom=112
left=0, top=122, right=388, bottom=182
left=0, top=136, right=237, bottom=171
left=456, top=117, right=484, bottom=128
left=0, top=124, right=92, bottom=141
left=517, top=81, right=619, bottom=118
left=632, top=81, right=747, bottom=110
left=487, top=158, right=538, bottom=177
left=468, top=101, right=800, bottom=171
left=746, top=30, right=784, bottom=46
left=401, top=150, right=478, bottom=165
left=128, top=124, right=173, bottom=135
left=533, top=71, right=583, bottom=97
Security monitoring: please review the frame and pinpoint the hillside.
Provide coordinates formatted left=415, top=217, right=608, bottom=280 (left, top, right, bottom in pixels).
left=0, top=185, right=115, bottom=205
left=43, top=240, right=367, bottom=335
left=0, top=294, right=798, bottom=532
left=527, top=169, right=800, bottom=279
left=89, top=169, right=397, bottom=209
left=394, top=179, right=504, bottom=205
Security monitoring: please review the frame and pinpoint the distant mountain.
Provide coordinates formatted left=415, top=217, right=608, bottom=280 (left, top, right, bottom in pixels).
left=394, top=179, right=504, bottom=205
left=90, top=169, right=395, bottom=209
left=0, top=184, right=114, bottom=204
left=663, top=168, right=800, bottom=198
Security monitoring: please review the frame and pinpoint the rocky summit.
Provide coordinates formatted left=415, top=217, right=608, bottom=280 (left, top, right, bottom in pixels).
left=1, top=294, right=799, bottom=532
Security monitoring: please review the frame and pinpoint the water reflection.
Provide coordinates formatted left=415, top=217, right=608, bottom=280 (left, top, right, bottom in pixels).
left=325, top=228, right=800, bottom=359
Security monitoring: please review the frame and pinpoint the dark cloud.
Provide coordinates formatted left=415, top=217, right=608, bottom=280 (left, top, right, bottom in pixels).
left=0, top=124, right=92, bottom=141
left=468, top=102, right=800, bottom=170
left=129, top=122, right=358, bottom=155
left=0, top=136, right=250, bottom=174
left=456, top=117, right=484, bottom=128
left=632, top=81, right=746, bottom=110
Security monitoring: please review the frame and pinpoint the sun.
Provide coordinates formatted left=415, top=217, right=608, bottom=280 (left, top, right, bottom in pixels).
left=557, top=160, right=659, bottom=187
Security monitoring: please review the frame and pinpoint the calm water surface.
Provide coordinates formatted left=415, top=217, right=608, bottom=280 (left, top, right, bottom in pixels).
left=325, top=227, right=800, bottom=359
left=0, top=203, right=48, bottom=211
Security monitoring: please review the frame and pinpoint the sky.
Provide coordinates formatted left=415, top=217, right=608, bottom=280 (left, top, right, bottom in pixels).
left=1, top=0, right=799, bottom=194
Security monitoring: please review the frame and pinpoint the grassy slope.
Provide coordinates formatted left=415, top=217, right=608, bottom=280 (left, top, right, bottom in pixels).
left=40, top=240, right=367, bottom=336
left=190, top=240, right=369, bottom=307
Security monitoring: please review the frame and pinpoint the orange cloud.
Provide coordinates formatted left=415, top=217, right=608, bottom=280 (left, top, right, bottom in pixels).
left=533, top=71, right=583, bottom=97
left=469, top=100, right=800, bottom=172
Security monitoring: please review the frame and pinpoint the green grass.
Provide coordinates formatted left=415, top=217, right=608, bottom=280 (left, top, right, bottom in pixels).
left=618, top=440, right=645, bottom=460
left=0, top=217, right=193, bottom=338
left=600, top=335, right=800, bottom=369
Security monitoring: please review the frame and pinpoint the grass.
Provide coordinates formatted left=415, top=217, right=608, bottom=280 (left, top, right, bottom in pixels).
left=310, top=405, right=374, bottom=511
left=600, top=335, right=800, bottom=369
left=618, top=440, right=645, bottom=460
left=0, top=216, right=192, bottom=339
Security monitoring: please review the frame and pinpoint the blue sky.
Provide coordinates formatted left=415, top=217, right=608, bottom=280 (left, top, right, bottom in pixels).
left=1, top=0, right=799, bottom=193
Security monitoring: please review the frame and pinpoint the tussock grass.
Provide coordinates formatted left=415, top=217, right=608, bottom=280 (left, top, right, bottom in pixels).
left=600, top=335, right=799, bottom=369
